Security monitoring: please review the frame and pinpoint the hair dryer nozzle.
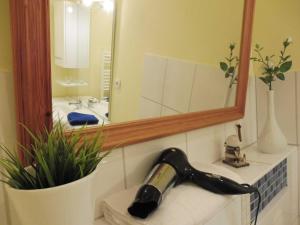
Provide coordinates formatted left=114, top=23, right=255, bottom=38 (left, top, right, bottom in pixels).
left=128, top=185, right=161, bottom=219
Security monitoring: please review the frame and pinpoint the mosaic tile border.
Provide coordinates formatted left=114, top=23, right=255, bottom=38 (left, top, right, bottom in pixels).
left=250, top=159, right=287, bottom=221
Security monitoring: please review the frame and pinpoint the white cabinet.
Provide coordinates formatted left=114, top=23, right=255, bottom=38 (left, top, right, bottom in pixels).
left=53, top=1, right=90, bottom=68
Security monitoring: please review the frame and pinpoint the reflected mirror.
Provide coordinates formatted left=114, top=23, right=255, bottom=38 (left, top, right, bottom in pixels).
left=50, top=0, right=244, bottom=129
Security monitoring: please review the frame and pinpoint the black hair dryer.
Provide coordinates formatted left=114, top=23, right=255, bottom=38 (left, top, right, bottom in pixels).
left=128, top=148, right=260, bottom=224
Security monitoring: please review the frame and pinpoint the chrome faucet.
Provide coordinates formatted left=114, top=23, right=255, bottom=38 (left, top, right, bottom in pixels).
left=88, top=98, right=99, bottom=108
left=69, top=99, right=82, bottom=109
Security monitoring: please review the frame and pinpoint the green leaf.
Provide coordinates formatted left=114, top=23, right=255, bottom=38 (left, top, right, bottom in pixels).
left=265, top=67, right=273, bottom=75
left=279, top=61, right=292, bottom=72
left=228, top=66, right=235, bottom=75
left=283, top=55, right=291, bottom=61
left=259, top=77, right=269, bottom=84
left=265, top=75, right=274, bottom=82
left=276, top=73, right=285, bottom=80
left=220, top=62, right=228, bottom=72
left=225, top=73, right=230, bottom=78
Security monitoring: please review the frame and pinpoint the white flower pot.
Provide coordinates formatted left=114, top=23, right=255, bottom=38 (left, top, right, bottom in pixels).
left=258, top=90, right=287, bottom=154
left=6, top=170, right=96, bottom=225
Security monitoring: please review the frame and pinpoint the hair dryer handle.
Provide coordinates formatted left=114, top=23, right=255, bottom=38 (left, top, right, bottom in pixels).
left=189, top=170, right=256, bottom=195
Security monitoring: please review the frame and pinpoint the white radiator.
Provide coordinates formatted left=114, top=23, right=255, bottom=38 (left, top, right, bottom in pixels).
left=101, top=51, right=112, bottom=97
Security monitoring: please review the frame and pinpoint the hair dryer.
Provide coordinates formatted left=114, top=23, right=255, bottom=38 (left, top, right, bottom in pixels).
left=128, top=148, right=261, bottom=224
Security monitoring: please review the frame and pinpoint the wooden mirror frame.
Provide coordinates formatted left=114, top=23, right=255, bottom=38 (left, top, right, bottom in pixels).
left=9, top=0, right=256, bottom=151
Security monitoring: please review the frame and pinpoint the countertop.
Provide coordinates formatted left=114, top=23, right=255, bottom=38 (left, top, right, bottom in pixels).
left=214, top=144, right=297, bottom=185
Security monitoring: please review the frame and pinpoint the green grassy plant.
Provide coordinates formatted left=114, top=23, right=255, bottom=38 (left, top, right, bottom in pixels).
left=0, top=123, right=108, bottom=190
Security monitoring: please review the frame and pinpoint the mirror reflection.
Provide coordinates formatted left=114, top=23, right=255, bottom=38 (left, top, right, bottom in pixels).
left=50, top=0, right=244, bottom=129
left=50, top=0, right=115, bottom=128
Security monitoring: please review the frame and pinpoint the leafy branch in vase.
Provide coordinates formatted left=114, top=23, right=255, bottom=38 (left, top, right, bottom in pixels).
left=251, top=38, right=293, bottom=90
left=220, top=43, right=239, bottom=88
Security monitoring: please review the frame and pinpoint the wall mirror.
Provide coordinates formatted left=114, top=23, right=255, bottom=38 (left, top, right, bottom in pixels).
left=10, top=0, right=255, bottom=150
left=51, top=0, right=244, bottom=128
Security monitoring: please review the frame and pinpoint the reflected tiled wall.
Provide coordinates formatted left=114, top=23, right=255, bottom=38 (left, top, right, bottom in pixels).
left=139, top=54, right=236, bottom=119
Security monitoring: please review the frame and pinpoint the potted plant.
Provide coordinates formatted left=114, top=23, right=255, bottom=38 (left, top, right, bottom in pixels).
left=251, top=37, right=293, bottom=154
left=0, top=123, right=108, bottom=225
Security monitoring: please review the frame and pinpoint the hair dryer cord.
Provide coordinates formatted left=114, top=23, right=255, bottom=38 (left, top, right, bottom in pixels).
left=242, top=184, right=261, bottom=225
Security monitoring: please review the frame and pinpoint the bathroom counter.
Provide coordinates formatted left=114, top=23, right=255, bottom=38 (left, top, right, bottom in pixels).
left=94, top=145, right=298, bottom=225
left=214, top=144, right=297, bottom=184
left=52, top=96, right=110, bottom=129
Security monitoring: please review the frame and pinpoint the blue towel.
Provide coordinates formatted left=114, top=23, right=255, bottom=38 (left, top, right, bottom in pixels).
left=67, top=112, right=99, bottom=126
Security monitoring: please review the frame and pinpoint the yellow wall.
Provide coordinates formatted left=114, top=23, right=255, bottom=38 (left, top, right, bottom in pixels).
left=253, top=0, right=300, bottom=72
left=0, top=0, right=16, bottom=153
left=111, top=0, right=244, bottom=122
left=0, top=0, right=12, bottom=72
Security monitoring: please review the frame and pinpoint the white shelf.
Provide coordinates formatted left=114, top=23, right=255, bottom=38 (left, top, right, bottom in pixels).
left=56, top=80, right=88, bottom=87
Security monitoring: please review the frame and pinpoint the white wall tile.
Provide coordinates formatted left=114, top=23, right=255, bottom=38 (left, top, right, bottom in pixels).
left=93, top=148, right=125, bottom=219
left=256, top=72, right=297, bottom=144
left=205, top=197, right=242, bottom=225
left=189, top=64, right=232, bottom=112
left=187, top=125, right=225, bottom=163
left=162, top=59, right=196, bottom=113
left=161, top=106, right=179, bottom=116
left=139, top=97, right=161, bottom=119
left=297, top=72, right=300, bottom=145
left=123, top=133, right=187, bottom=188
left=142, top=54, right=167, bottom=103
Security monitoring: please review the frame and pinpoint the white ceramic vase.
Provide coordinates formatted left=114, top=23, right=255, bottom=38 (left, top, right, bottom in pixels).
left=258, top=90, right=287, bottom=154
left=6, top=170, right=96, bottom=225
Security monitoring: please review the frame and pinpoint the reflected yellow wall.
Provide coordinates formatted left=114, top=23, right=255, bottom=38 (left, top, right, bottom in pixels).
left=0, top=0, right=12, bottom=72
left=253, top=0, right=300, bottom=72
left=111, top=0, right=244, bottom=122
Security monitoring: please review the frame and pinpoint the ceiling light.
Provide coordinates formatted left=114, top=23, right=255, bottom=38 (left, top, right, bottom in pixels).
left=102, top=0, right=114, bottom=13
left=82, top=0, right=93, bottom=7
left=67, top=6, right=74, bottom=13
